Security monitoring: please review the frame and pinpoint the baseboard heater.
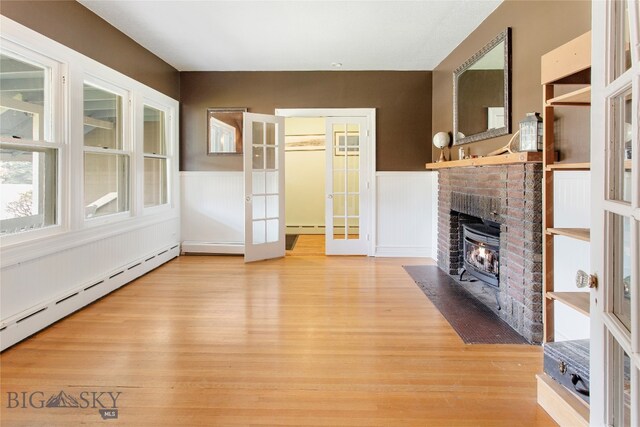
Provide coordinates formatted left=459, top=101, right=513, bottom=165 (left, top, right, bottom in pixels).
left=0, top=243, right=180, bottom=352
left=181, top=241, right=244, bottom=255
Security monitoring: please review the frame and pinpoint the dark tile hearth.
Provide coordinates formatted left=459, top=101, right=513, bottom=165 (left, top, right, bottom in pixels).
left=403, top=265, right=529, bottom=345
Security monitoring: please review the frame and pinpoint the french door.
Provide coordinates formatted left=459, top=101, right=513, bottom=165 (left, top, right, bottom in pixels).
left=324, top=117, right=370, bottom=255
left=243, top=113, right=285, bottom=263
left=591, top=0, right=639, bottom=425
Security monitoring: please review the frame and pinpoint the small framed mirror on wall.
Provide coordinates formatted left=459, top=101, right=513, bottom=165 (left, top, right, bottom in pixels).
left=453, top=27, right=511, bottom=146
left=207, top=108, right=247, bottom=154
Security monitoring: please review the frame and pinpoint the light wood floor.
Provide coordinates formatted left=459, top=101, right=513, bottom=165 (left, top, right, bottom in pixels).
left=286, top=234, right=364, bottom=257
left=286, top=234, right=326, bottom=256
left=0, top=252, right=556, bottom=426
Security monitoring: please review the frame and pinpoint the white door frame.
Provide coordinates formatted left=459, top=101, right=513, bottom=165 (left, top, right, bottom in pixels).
left=275, top=108, right=376, bottom=256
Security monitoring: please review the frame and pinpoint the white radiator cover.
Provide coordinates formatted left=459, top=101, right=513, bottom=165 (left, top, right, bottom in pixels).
left=0, top=218, right=180, bottom=351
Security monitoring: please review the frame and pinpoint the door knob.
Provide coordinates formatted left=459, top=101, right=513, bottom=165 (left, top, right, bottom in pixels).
left=328, top=194, right=333, bottom=199
left=576, top=270, right=597, bottom=289
left=245, top=196, right=251, bottom=202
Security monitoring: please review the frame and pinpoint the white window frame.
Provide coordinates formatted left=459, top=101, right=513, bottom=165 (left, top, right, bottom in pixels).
left=81, top=75, right=132, bottom=225
left=0, top=15, right=180, bottom=269
left=0, top=38, right=67, bottom=247
left=139, top=97, right=173, bottom=214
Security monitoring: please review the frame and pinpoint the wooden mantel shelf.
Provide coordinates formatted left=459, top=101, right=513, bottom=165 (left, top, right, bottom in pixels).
left=425, top=152, right=543, bottom=170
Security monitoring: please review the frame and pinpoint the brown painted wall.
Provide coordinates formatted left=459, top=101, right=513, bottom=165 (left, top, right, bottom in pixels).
left=0, top=0, right=179, bottom=99
left=432, top=0, right=591, bottom=162
left=180, top=71, right=432, bottom=171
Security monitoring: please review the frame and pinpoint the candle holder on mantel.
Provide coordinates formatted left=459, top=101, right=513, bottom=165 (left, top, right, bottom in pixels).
left=432, top=132, right=450, bottom=162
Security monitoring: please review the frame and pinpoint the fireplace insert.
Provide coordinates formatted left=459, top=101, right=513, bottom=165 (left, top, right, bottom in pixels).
left=461, top=222, right=500, bottom=288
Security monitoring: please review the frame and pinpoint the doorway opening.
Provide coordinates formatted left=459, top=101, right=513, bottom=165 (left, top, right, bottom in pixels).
left=283, top=117, right=326, bottom=256
left=276, top=108, right=376, bottom=257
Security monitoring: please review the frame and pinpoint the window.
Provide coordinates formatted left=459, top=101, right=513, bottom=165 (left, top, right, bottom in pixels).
left=83, top=82, right=129, bottom=219
left=1, top=20, right=179, bottom=252
left=143, top=105, right=168, bottom=207
left=0, top=50, right=58, bottom=235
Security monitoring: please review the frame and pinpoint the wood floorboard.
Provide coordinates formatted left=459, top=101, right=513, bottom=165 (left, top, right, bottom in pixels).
left=0, top=254, right=556, bottom=426
left=286, top=234, right=325, bottom=256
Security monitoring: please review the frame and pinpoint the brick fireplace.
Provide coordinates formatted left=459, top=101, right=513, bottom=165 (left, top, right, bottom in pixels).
left=437, top=163, right=543, bottom=343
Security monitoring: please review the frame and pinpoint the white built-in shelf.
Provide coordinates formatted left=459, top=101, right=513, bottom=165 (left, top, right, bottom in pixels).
left=546, top=227, right=590, bottom=242
left=545, top=162, right=591, bottom=171
left=539, top=29, right=592, bottom=426
left=546, top=291, right=590, bottom=317
left=546, top=86, right=591, bottom=106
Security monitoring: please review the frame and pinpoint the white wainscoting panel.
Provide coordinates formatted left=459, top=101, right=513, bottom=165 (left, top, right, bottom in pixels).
left=553, top=171, right=590, bottom=341
left=375, top=172, right=437, bottom=258
left=180, top=172, right=244, bottom=253
left=0, top=217, right=180, bottom=350
left=554, top=171, right=591, bottom=228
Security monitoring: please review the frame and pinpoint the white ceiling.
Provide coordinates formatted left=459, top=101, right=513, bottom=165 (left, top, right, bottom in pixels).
left=78, top=0, right=502, bottom=72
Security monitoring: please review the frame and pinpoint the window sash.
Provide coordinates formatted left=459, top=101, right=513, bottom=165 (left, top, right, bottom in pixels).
left=82, top=82, right=124, bottom=151
left=142, top=103, right=170, bottom=209
left=0, top=47, right=53, bottom=144
left=83, top=152, right=130, bottom=219
left=143, top=105, right=166, bottom=156
left=0, top=142, right=58, bottom=235
left=143, top=156, right=168, bottom=208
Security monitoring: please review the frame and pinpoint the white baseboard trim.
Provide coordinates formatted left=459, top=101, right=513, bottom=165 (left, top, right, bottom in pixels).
left=285, top=225, right=325, bottom=235
left=0, top=243, right=180, bottom=351
left=181, top=241, right=244, bottom=255
left=375, top=246, right=433, bottom=258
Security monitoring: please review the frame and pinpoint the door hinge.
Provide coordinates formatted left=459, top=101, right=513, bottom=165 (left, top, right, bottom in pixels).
left=366, top=181, right=370, bottom=190
left=367, top=234, right=370, bottom=241
left=366, top=130, right=370, bottom=137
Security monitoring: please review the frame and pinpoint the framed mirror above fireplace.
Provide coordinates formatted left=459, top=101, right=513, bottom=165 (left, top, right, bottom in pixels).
left=453, top=27, right=511, bottom=146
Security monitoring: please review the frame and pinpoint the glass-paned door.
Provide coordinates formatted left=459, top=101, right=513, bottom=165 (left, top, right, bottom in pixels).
left=591, top=1, right=639, bottom=425
left=243, top=113, right=285, bottom=263
left=325, top=117, right=369, bottom=255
